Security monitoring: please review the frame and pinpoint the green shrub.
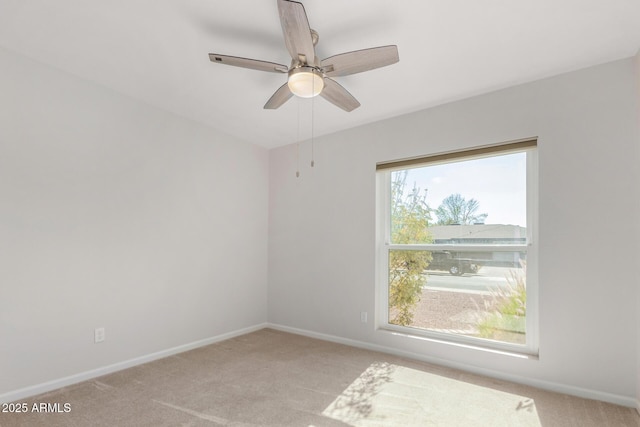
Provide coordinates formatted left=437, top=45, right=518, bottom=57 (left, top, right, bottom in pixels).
left=477, top=263, right=526, bottom=343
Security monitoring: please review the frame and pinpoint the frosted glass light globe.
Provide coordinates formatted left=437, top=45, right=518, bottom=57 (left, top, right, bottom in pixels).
left=288, top=67, right=324, bottom=98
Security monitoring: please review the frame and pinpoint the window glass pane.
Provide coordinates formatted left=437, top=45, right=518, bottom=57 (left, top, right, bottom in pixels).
left=390, top=152, right=527, bottom=245
left=388, top=250, right=527, bottom=345
left=385, top=148, right=532, bottom=349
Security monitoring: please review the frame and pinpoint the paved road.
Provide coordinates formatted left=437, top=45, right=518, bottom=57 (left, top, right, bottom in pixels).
left=423, top=266, right=523, bottom=294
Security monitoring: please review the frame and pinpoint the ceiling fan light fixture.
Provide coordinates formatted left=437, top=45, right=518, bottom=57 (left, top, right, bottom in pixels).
left=288, top=67, right=324, bottom=98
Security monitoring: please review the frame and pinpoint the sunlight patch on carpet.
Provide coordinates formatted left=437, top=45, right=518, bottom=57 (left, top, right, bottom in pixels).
left=322, top=362, right=541, bottom=426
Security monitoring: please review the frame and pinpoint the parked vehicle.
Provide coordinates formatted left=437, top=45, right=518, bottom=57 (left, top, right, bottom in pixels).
left=426, top=251, right=480, bottom=276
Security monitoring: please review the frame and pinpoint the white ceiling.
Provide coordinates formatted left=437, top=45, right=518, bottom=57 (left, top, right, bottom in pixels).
left=1, top=0, right=639, bottom=149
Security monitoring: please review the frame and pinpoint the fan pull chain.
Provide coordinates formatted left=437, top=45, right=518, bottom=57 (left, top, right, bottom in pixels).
left=311, top=90, right=315, bottom=168
left=296, top=143, right=300, bottom=178
left=296, top=97, right=301, bottom=178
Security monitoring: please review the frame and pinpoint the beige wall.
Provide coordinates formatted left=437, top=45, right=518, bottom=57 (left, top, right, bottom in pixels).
left=0, top=47, right=269, bottom=399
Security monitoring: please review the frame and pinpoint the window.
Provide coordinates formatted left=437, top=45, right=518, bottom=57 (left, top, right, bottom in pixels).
left=376, top=140, right=538, bottom=354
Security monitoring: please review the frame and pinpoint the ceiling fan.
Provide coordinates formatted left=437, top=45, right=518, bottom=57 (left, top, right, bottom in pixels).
left=208, top=0, right=399, bottom=112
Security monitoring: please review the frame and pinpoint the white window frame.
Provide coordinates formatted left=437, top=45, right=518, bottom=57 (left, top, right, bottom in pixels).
left=375, top=140, right=539, bottom=356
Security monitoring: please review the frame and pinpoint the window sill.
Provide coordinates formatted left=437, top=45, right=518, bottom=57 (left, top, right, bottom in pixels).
left=377, top=326, right=539, bottom=361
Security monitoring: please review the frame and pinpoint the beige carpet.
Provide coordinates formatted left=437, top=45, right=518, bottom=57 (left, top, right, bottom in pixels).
left=0, top=328, right=638, bottom=426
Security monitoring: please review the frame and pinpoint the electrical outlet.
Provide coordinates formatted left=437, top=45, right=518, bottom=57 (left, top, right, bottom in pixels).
left=94, top=327, right=105, bottom=343
left=360, top=312, right=368, bottom=323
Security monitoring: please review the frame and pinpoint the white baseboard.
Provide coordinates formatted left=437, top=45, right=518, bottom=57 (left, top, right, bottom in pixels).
left=267, top=322, right=638, bottom=409
left=0, top=323, right=268, bottom=405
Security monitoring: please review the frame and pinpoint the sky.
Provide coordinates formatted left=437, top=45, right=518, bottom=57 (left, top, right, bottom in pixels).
left=396, top=152, right=527, bottom=227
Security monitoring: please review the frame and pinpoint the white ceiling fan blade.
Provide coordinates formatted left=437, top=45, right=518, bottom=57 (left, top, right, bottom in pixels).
left=277, top=0, right=315, bottom=64
left=264, top=83, right=294, bottom=109
left=209, top=54, right=288, bottom=73
left=320, top=78, right=360, bottom=112
left=322, top=45, right=399, bottom=77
